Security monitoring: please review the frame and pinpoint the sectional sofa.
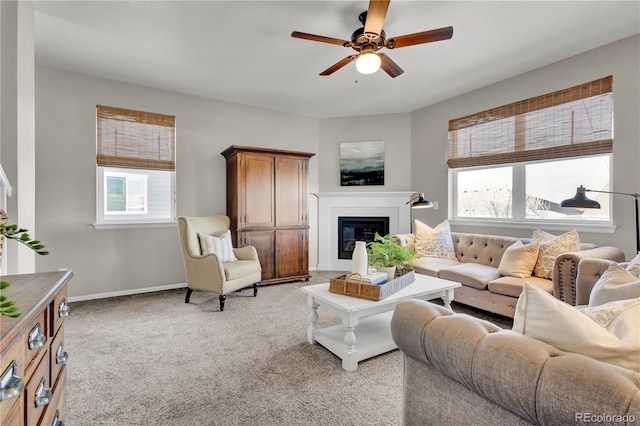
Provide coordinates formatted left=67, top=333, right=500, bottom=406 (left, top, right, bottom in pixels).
left=396, top=231, right=625, bottom=317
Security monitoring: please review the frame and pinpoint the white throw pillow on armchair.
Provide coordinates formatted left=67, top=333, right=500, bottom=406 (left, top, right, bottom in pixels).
left=588, top=264, right=640, bottom=307
left=198, top=230, right=238, bottom=262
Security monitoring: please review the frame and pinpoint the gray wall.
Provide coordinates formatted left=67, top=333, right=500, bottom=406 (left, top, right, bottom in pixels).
left=35, top=67, right=319, bottom=298
left=33, top=35, right=639, bottom=299
left=411, top=34, right=640, bottom=259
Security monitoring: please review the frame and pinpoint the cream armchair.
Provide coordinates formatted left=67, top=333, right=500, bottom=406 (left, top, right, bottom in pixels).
left=177, top=215, right=262, bottom=311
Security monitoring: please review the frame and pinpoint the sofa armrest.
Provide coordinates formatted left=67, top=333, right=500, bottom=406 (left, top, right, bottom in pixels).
left=574, top=258, right=619, bottom=305
left=552, top=246, right=625, bottom=305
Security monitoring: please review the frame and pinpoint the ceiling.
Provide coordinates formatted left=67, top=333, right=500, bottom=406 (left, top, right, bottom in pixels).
left=32, top=1, right=640, bottom=119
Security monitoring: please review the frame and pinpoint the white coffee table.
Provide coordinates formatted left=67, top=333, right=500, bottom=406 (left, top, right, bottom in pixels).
left=301, top=273, right=461, bottom=372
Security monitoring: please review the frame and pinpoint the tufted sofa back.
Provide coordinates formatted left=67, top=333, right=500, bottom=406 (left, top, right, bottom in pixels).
left=451, top=232, right=520, bottom=268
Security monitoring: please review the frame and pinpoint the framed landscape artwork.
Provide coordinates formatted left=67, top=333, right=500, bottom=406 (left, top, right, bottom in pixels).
left=340, top=141, right=385, bottom=186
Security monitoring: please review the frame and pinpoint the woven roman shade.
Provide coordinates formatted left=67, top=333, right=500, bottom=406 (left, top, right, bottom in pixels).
left=97, top=105, right=175, bottom=171
left=447, top=76, right=613, bottom=168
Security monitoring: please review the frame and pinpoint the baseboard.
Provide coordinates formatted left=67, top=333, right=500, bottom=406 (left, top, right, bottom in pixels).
left=67, top=282, right=187, bottom=303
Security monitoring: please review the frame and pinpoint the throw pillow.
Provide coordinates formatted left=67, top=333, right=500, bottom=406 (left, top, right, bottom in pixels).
left=414, top=219, right=457, bottom=261
left=497, top=241, right=539, bottom=278
left=626, top=252, right=640, bottom=278
left=532, top=229, right=580, bottom=279
left=513, top=282, right=640, bottom=373
left=588, top=264, right=640, bottom=307
left=198, top=230, right=237, bottom=262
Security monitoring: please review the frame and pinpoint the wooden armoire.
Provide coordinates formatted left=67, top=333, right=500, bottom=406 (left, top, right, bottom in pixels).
left=221, top=145, right=315, bottom=284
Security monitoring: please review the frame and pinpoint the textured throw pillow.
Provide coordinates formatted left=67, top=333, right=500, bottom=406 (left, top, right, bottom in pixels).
left=513, top=282, right=640, bottom=372
left=414, top=219, right=457, bottom=261
left=626, top=252, right=640, bottom=278
left=588, top=264, right=640, bottom=307
left=198, top=230, right=237, bottom=262
left=498, top=241, right=539, bottom=278
left=532, top=229, right=580, bottom=279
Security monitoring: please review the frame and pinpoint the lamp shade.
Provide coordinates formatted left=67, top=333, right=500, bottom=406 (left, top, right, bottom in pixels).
left=356, top=52, right=381, bottom=74
left=411, top=193, right=433, bottom=209
left=560, top=186, right=601, bottom=209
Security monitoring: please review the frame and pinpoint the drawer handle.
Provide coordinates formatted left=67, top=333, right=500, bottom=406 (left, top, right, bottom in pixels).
left=59, top=299, right=71, bottom=317
left=52, top=409, right=65, bottom=426
left=0, top=360, right=25, bottom=401
left=35, top=377, right=53, bottom=407
left=56, top=344, right=69, bottom=365
left=29, top=323, right=47, bottom=349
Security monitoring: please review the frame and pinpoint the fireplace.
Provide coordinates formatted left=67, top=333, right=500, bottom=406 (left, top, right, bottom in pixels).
left=337, top=216, right=390, bottom=259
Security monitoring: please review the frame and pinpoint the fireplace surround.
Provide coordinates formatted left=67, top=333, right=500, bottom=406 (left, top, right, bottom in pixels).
left=314, top=192, right=414, bottom=271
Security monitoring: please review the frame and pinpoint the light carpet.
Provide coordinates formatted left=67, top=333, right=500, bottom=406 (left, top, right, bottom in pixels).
left=65, top=271, right=512, bottom=425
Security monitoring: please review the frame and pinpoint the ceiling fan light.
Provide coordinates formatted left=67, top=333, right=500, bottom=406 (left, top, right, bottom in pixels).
left=355, top=52, right=381, bottom=74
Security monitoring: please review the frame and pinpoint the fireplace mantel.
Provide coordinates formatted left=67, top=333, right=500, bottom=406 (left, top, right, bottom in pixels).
left=314, top=192, right=414, bottom=271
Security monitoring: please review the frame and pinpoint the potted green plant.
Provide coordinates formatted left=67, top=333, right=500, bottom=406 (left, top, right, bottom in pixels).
left=366, top=233, right=416, bottom=280
left=0, top=210, right=49, bottom=317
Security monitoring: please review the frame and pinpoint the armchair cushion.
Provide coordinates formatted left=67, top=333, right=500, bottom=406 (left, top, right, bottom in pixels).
left=198, top=230, right=237, bottom=262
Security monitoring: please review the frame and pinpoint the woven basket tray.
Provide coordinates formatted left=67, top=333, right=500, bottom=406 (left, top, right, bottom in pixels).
left=329, top=268, right=416, bottom=301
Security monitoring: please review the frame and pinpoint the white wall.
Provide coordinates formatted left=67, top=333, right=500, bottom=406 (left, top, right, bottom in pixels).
left=411, top=35, right=640, bottom=259
left=35, top=67, right=318, bottom=298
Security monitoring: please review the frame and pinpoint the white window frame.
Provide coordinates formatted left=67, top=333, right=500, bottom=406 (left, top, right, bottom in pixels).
left=95, top=167, right=176, bottom=229
left=449, top=154, right=616, bottom=234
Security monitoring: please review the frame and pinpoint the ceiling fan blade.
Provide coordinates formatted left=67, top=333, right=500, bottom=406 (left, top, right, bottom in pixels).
left=319, top=55, right=357, bottom=76
left=363, top=0, right=391, bottom=39
left=378, top=53, right=404, bottom=78
left=386, top=26, right=453, bottom=49
left=291, top=31, right=350, bottom=47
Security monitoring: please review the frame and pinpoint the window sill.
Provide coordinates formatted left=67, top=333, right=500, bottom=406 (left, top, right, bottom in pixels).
left=93, top=221, right=176, bottom=230
left=448, top=219, right=617, bottom=234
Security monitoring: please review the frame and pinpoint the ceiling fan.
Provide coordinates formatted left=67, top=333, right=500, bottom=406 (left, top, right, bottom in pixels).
left=291, top=0, right=453, bottom=78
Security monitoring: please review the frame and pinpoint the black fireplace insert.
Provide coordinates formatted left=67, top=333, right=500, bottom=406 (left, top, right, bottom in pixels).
left=337, top=216, right=390, bottom=260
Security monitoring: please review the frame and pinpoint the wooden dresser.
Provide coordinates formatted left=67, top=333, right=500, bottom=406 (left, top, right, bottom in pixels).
left=221, top=145, right=315, bottom=285
left=0, top=271, right=73, bottom=426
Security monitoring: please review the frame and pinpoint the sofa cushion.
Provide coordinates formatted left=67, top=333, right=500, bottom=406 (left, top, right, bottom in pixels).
left=532, top=229, right=580, bottom=279
left=589, top=264, right=640, bottom=307
left=439, top=263, right=501, bottom=290
left=513, top=282, right=640, bottom=373
left=498, top=240, right=539, bottom=278
left=626, top=252, right=640, bottom=278
left=414, top=219, right=457, bottom=261
left=488, top=275, right=552, bottom=298
left=413, top=256, right=460, bottom=277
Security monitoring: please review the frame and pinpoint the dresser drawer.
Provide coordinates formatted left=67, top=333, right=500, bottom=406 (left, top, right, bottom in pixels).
left=0, top=337, right=26, bottom=425
left=25, top=346, right=52, bottom=426
left=49, top=324, right=67, bottom=389
left=51, top=286, right=70, bottom=338
left=25, top=310, right=49, bottom=377
left=41, top=370, right=66, bottom=426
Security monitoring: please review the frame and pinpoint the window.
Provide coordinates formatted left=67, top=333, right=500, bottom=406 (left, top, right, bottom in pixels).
left=449, top=77, right=613, bottom=225
left=96, top=105, right=175, bottom=226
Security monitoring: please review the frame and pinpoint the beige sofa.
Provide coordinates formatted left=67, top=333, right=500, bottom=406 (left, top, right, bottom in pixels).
left=397, top=232, right=625, bottom=317
left=391, top=299, right=640, bottom=425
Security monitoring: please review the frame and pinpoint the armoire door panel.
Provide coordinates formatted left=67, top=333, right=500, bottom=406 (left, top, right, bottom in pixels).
left=241, top=231, right=276, bottom=281
left=275, top=158, right=306, bottom=227
left=276, top=229, right=308, bottom=277
left=242, top=154, right=275, bottom=228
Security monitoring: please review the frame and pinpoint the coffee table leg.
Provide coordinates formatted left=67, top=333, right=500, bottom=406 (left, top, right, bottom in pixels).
left=443, top=288, right=455, bottom=310
left=343, top=317, right=358, bottom=372
left=307, top=296, right=319, bottom=344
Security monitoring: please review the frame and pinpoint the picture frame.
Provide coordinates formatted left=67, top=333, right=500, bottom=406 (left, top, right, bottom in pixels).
left=340, top=141, right=384, bottom=186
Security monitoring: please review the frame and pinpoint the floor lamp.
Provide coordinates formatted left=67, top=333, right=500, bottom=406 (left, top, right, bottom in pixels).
left=560, top=185, right=640, bottom=253
left=406, top=192, right=433, bottom=233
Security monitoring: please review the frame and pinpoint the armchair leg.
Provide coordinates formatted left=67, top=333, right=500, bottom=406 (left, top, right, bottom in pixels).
left=253, top=283, right=259, bottom=297
left=185, top=288, right=193, bottom=304
left=219, top=294, right=226, bottom=311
